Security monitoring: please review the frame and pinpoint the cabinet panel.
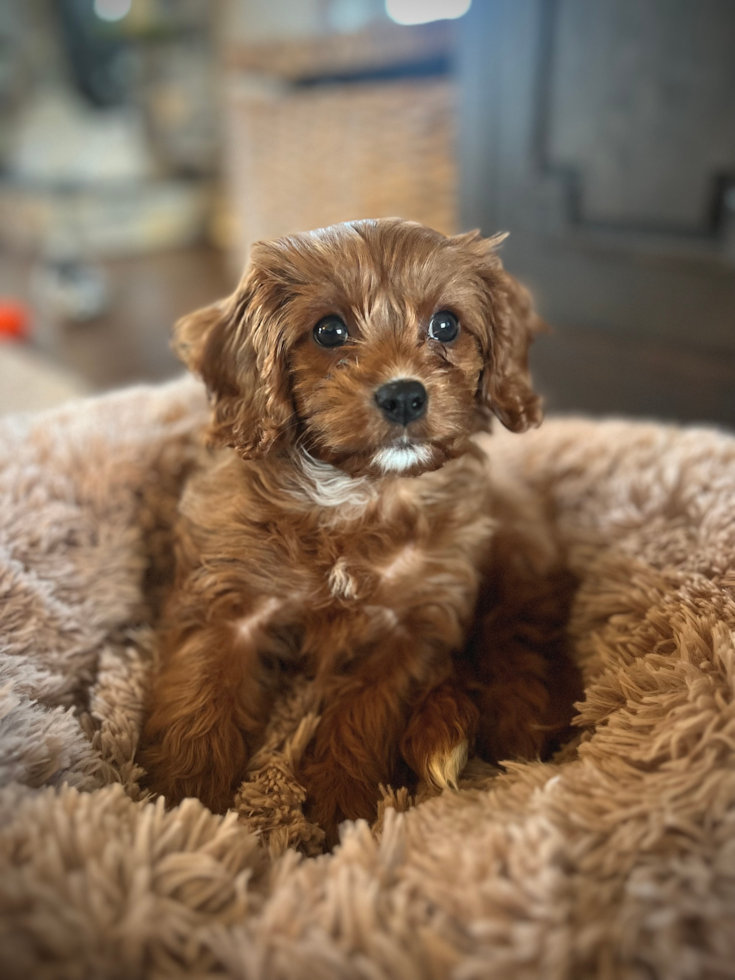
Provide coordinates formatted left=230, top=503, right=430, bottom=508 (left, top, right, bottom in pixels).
left=545, top=0, right=735, bottom=233
left=459, top=0, right=735, bottom=424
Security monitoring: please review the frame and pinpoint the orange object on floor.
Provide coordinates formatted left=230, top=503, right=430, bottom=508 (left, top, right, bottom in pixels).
left=0, top=300, right=30, bottom=340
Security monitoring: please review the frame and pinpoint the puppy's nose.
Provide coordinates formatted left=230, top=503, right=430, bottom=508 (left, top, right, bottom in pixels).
left=374, top=380, right=427, bottom=425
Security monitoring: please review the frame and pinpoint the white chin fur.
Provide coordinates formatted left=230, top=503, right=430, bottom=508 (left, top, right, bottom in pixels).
left=373, top=444, right=432, bottom=474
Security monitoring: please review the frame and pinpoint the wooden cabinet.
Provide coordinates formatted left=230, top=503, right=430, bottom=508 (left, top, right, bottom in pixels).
left=459, top=0, right=735, bottom=426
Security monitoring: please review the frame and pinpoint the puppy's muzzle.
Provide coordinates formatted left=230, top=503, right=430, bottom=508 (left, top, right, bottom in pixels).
left=375, top=380, right=428, bottom=426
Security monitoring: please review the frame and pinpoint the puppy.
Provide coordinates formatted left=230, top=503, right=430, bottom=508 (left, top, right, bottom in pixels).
left=140, top=218, right=581, bottom=839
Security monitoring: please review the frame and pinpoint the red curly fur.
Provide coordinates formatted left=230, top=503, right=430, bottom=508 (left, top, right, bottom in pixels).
left=140, top=218, right=581, bottom=842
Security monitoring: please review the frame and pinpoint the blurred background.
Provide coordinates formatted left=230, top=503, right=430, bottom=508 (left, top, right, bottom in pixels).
left=0, top=0, right=733, bottom=424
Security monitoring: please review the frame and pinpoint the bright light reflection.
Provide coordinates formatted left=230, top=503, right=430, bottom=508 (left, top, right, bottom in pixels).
left=93, top=0, right=132, bottom=22
left=385, top=0, right=471, bottom=25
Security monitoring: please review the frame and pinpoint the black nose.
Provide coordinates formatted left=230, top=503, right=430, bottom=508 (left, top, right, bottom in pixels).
left=374, top=379, right=427, bottom=425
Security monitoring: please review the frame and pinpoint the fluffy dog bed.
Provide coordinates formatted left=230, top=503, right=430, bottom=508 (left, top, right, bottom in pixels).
left=1, top=378, right=734, bottom=979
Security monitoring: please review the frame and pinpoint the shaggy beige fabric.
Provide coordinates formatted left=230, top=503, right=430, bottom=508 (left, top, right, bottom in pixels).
left=1, top=378, right=735, bottom=979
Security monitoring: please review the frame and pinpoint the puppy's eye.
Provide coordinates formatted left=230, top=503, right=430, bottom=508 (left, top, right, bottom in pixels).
left=428, top=310, right=460, bottom=344
left=313, top=316, right=349, bottom=348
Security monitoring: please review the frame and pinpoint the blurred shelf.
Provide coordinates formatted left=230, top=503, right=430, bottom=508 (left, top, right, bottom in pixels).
left=224, top=20, right=454, bottom=82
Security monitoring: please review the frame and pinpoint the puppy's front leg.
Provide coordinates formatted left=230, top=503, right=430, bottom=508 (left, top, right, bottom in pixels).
left=140, top=602, right=282, bottom=812
left=300, top=680, right=403, bottom=843
left=300, top=635, right=447, bottom=843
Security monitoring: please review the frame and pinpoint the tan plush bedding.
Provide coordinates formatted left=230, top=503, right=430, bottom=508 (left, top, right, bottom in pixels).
left=1, top=377, right=734, bottom=979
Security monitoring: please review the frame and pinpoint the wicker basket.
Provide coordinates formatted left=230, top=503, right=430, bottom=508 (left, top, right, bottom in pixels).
left=224, top=71, right=457, bottom=267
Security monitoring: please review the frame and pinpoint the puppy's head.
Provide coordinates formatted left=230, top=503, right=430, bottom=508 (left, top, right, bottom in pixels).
left=175, top=218, right=542, bottom=478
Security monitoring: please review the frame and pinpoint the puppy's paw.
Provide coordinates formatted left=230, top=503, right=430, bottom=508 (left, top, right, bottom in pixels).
left=401, top=681, right=478, bottom=791
left=425, top=738, right=469, bottom=791
left=300, top=758, right=381, bottom=849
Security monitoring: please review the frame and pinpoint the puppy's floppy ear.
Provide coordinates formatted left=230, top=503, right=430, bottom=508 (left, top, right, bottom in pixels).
left=455, top=230, right=543, bottom=433
left=481, top=265, right=544, bottom=432
left=172, top=252, right=294, bottom=458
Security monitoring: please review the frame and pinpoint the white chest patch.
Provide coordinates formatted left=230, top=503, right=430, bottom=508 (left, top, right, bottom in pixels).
left=291, top=451, right=376, bottom=511
left=373, top=443, right=432, bottom=474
